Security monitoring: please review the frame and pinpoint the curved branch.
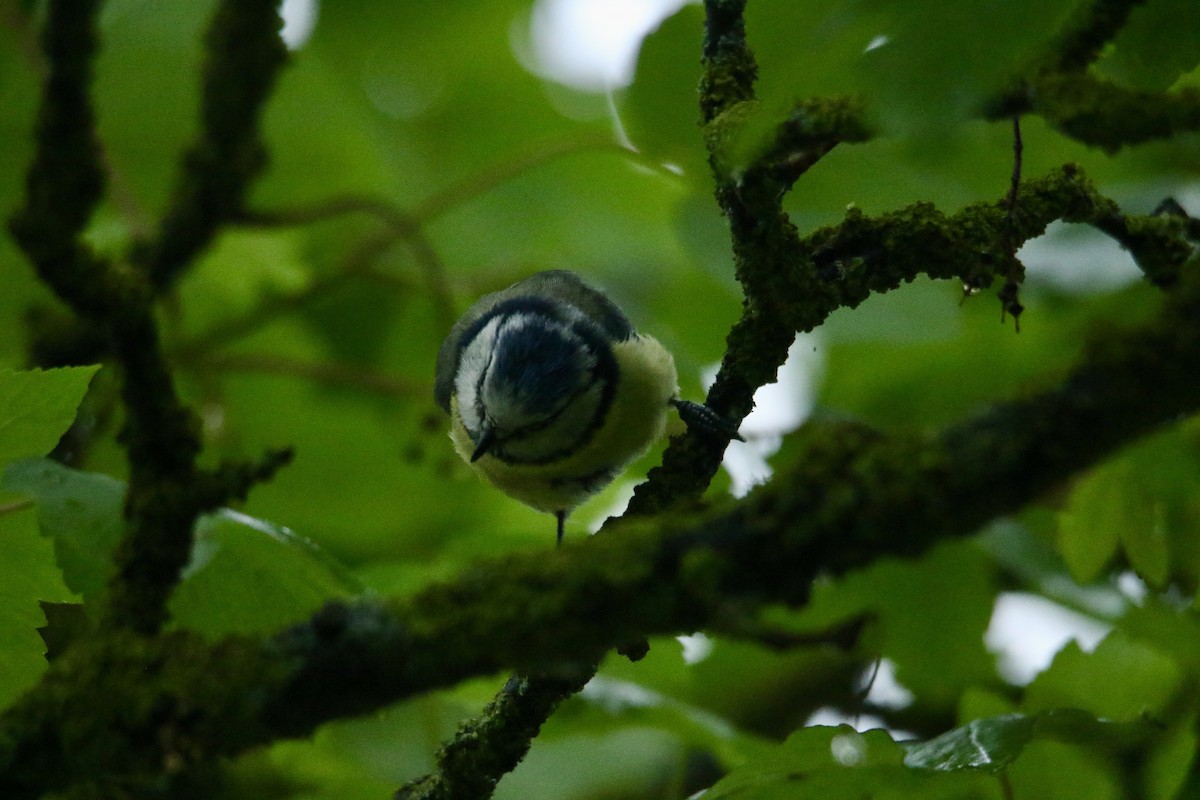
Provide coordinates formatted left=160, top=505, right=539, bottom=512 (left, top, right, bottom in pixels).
left=130, top=0, right=289, bottom=292
left=1023, top=73, right=1200, bottom=153
left=1039, top=0, right=1149, bottom=73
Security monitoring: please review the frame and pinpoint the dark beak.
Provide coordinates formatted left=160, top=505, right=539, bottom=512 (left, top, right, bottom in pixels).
left=470, top=423, right=497, bottom=462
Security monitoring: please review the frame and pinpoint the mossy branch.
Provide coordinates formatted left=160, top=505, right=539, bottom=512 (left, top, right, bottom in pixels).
left=7, top=0, right=104, bottom=255
left=1, top=260, right=1199, bottom=794
left=131, top=0, right=288, bottom=292
left=990, top=0, right=1200, bottom=151
left=395, top=670, right=593, bottom=800
left=1039, top=0, right=1148, bottom=73
left=1018, top=73, right=1200, bottom=153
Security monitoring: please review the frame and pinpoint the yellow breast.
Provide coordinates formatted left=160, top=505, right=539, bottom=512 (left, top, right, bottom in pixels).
left=450, top=334, right=678, bottom=514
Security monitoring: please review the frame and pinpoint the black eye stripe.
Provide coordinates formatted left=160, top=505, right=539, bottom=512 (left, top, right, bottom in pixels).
left=454, top=294, right=623, bottom=465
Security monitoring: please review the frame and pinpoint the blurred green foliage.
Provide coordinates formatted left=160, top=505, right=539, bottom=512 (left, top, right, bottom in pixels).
left=1, top=0, right=1199, bottom=797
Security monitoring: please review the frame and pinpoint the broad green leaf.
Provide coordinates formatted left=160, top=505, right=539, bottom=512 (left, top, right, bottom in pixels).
left=782, top=539, right=997, bottom=706
left=1095, top=0, right=1200, bottom=90
left=1004, top=739, right=1121, bottom=800
left=977, top=517, right=1127, bottom=621
left=0, top=506, right=74, bottom=710
left=817, top=281, right=1159, bottom=431
left=1116, top=601, right=1200, bottom=673
left=2, top=460, right=359, bottom=633
left=851, top=0, right=1074, bottom=136
left=704, top=725, right=1000, bottom=799
left=745, top=0, right=1074, bottom=137
left=553, top=675, right=774, bottom=768
left=1143, top=719, right=1198, bottom=800
left=169, top=508, right=362, bottom=637
left=0, top=367, right=100, bottom=467
left=1058, top=427, right=1200, bottom=590
left=1024, top=632, right=1183, bottom=722
left=956, top=687, right=1018, bottom=725
left=1, top=458, right=124, bottom=604
left=622, top=5, right=710, bottom=183
left=1057, top=463, right=1133, bottom=583
left=497, top=726, right=691, bottom=800
left=905, top=714, right=1034, bottom=773
left=904, top=710, right=1150, bottom=774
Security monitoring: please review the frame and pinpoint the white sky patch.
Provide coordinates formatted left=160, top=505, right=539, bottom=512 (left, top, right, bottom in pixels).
left=677, top=632, right=714, bottom=664
left=857, top=658, right=915, bottom=710
left=279, top=0, right=318, bottom=50
left=585, top=480, right=635, bottom=534
left=706, top=333, right=825, bottom=498
left=864, top=34, right=889, bottom=52
left=805, top=707, right=891, bottom=734
left=526, top=0, right=696, bottom=90
left=1116, top=571, right=1149, bottom=604
left=985, top=592, right=1111, bottom=685
left=1018, top=220, right=1142, bottom=294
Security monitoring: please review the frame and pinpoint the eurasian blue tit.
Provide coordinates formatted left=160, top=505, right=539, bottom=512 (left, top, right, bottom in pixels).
left=435, top=270, right=732, bottom=544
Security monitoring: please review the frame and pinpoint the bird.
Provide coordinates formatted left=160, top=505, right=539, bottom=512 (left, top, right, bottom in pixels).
left=435, top=270, right=739, bottom=545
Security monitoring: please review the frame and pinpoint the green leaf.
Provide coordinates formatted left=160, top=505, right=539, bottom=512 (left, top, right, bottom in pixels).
left=560, top=675, right=773, bottom=767
left=904, top=710, right=1149, bottom=774
left=2, top=460, right=359, bottom=633
left=1058, top=427, right=1200, bottom=590
left=1, top=458, right=124, bottom=604
left=785, top=539, right=997, bottom=705
left=745, top=0, right=1074, bottom=137
left=1116, top=601, right=1200, bottom=673
left=0, top=506, right=74, bottom=710
left=904, top=714, right=1034, bottom=773
left=705, top=725, right=1000, bottom=799
left=0, top=367, right=100, bottom=467
left=1057, top=463, right=1131, bottom=583
left=1024, top=632, right=1184, bottom=721
left=622, top=5, right=710, bottom=183
left=1143, top=719, right=1198, bottom=800
left=1096, top=0, right=1200, bottom=90
left=1005, top=739, right=1122, bottom=800
left=168, top=508, right=362, bottom=637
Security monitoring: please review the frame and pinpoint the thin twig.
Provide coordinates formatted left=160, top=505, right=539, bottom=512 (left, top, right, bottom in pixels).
left=0, top=499, right=36, bottom=518
left=999, top=116, right=1025, bottom=331
left=197, top=352, right=423, bottom=399
left=131, top=0, right=289, bottom=292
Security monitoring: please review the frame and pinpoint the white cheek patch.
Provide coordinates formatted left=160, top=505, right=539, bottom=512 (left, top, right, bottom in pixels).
left=454, top=316, right=502, bottom=436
